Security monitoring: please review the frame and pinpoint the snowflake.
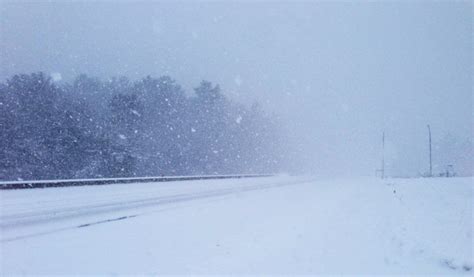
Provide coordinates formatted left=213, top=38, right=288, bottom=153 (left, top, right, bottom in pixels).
left=236, top=115, right=242, bottom=124
left=131, top=110, right=141, bottom=117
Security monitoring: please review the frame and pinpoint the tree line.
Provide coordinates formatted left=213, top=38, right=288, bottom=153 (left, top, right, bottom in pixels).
left=0, top=72, right=285, bottom=181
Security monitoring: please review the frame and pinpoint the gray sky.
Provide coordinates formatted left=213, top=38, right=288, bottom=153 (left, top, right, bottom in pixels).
left=1, top=1, right=472, bottom=176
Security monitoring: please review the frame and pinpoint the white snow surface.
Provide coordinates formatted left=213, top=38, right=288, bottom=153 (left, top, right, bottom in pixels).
left=0, top=176, right=472, bottom=275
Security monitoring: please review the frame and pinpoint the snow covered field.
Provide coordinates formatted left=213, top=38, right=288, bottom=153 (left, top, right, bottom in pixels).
left=1, top=176, right=472, bottom=275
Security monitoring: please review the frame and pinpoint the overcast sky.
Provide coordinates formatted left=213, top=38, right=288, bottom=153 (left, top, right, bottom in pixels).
left=1, top=1, right=472, bottom=176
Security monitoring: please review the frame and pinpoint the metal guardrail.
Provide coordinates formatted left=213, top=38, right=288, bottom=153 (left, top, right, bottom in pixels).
left=0, top=174, right=273, bottom=190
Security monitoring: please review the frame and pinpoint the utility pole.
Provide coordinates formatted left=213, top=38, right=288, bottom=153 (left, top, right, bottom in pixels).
left=427, top=124, right=432, bottom=177
left=381, top=131, right=385, bottom=179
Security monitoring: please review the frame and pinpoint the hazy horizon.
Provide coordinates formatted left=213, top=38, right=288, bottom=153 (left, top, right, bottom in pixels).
left=1, top=1, right=472, bottom=177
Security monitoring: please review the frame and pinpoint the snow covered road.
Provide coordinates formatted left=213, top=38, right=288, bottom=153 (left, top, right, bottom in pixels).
left=1, top=176, right=472, bottom=274
left=1, top=176, right=309, bottom=240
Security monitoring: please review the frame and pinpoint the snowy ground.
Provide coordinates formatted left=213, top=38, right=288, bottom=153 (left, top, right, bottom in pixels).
left=1, top=176, right=472, bottom=275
